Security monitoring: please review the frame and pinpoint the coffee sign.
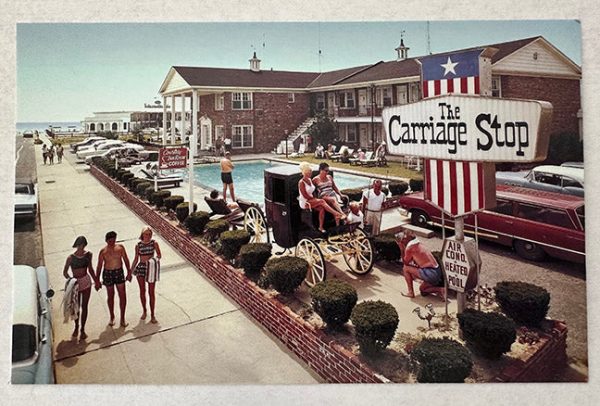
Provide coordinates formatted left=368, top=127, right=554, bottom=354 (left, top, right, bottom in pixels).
left=382, top=94, right=552, bottom=162
left=159, top=147, right=187, bottom=169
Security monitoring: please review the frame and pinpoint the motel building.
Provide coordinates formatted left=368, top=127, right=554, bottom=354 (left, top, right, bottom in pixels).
left=157, top=36, right=581, bottom=157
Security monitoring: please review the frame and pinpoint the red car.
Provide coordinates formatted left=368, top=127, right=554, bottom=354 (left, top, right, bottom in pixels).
left=399, top=185, right=585, bottom=263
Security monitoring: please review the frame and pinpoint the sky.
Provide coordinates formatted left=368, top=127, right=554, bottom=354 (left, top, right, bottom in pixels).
left=17, top=20, right=581, bottom=122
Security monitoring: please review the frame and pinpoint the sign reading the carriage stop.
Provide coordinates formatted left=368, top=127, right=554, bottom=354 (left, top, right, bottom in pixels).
left=441, top=236, right=481, bottom=293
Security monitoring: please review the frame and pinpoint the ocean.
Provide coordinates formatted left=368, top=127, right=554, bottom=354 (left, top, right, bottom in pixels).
left=16, top=121, right=82, bottom=134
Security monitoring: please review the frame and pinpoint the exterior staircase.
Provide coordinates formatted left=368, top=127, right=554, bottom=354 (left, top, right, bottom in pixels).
left=275, top=117, right=316, bottom=154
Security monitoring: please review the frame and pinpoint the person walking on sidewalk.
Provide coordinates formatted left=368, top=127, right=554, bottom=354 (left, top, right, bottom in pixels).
left=57, top=144, right=64, bottom=163
left=42, top=144, right=48, bottom=165
left=96, top=231, right=132, bottom=328
left=62, top=236, right=102, bottom=340
left=362, top=179, right=386, bottom=236
left=131, top=226, right=162, bottom=324
left=48, top=145, right=55, bottom=165
left=220, top=151, right=236, bottom=202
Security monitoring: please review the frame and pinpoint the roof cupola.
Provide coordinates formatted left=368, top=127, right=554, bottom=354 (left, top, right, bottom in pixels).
left=249, top=52, right=261, bottom=72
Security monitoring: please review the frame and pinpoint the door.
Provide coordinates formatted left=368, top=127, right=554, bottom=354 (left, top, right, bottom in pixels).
left=358, top=89, right=367, bottom=115
left=359, top=124, right=369, bottom=148
left=199, top=116, right=212, bottom=150
left=327, top=93, right=336, bottom=116
left=397, top=84, right=408, bottom=105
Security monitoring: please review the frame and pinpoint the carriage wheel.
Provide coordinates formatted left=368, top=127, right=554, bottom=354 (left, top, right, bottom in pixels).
left=342, top=228, right=374, bottom=275
left=296, top=238, right=326, bottom=287
left=244, top=206, right=270, bottom=243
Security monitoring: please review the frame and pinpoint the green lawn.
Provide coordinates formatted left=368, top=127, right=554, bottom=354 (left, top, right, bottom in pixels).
left=285, top=155, right=423, bottom=180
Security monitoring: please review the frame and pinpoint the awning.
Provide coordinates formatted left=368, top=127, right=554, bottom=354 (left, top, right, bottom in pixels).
left=334, top=116, right=382, bottom=123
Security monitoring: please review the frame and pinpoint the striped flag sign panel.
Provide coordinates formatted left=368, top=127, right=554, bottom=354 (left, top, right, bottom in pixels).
left=419, top=49, right=496, bottom=216
left=424, top=159, right=496, bottom=217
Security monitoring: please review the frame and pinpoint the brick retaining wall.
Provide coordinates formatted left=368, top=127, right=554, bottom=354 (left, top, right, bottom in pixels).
left=91, top=165, right=385, bottom=383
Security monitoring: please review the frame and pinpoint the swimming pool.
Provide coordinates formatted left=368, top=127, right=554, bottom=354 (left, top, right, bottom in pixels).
left=191, top=160, right=373, bottom=203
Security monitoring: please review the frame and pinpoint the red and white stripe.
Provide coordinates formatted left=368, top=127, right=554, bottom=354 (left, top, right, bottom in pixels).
left=422, top=76, right=480, bottom=98
left=424, top=159, right=485, bottom=216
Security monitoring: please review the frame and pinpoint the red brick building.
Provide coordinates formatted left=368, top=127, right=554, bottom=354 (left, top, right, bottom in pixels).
left=158, top=37, right=581, bottom=155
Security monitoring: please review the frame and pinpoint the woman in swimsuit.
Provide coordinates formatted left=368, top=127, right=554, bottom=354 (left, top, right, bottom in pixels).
left=131, top=226, right=162, bottom=323
left=298, top=162, right=345, bottom=233
left=62, top=235, right=101, bottom=339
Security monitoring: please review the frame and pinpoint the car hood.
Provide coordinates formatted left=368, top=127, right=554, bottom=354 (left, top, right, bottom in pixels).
left=495, top=171, right=529, bottom=181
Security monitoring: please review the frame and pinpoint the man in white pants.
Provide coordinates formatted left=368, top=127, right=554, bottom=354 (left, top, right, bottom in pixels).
left=362, top=179, right=385, bottom=235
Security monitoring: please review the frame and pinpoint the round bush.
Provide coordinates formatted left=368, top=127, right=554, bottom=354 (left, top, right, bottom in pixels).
left=144, top=185, right=156, bottom=202
left=388, top=181, right=409, bottom=196
left=264, top=256, right=308, bottom=295
left=120, top=172, right=134, bottom=184
left=135, top=181, right=153, bottom=196
left=458, top=308, right=516, bottom=359
left=310, top=280, right=358, bottom=329
left=350, top=300, right=399, bottom=355
left=411, top=337, right=473, bottom=383
left=340, top=188, right=364, bottom=202
left=151, top=190, right=171, bottom=207
left=238, top=243, right=273, bottom=275
left=205, top=219, right=229, bottom=242
left=184, top=211, right=211, bottom=235
left=164, top=195, right=185, bottom=211
left=494, top=281, right=550, bottom=326
left=176, top=202, right=198, bottom=222
left=219, top=230, right=252, bottom=261
left=409, top=178, right=423, bottom=192
left=371, top=233, right=401, bottom=261
left=129, top=178, right=145, bottom=192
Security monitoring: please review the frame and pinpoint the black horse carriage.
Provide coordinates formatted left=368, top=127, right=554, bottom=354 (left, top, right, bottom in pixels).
left=239, top=164, right=374, bottom=287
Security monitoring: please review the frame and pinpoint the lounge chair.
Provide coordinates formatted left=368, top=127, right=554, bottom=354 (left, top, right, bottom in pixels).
left=204, top=196, right=245, bottom=227
left=359, top=151, right=377, bottom=166
left=330, top=146, right=349, bottom=161
left=325, top=145, right=339, bottom=159
left=289, top=143, right=306, bottom=158
left=140, top=168, right=183, bottom=189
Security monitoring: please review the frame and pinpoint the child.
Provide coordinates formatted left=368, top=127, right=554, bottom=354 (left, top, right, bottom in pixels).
left=347, top=201, right=364, bottom=228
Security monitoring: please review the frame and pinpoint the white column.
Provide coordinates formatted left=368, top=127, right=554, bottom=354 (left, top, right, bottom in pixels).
left=192, top=89, right=198, bottom=158
left=162, top=95, right=167, bottom=146
left=181, top=93, right=187, bottom=146
left=170, top=95, right=176, bottom=144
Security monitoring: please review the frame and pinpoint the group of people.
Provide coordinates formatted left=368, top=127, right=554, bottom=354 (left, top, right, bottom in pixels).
left=62, top=227, right=162, bottom=340
left=42, top=143, right=64, bottom=165
left=214, top=135, right=233, bottom=157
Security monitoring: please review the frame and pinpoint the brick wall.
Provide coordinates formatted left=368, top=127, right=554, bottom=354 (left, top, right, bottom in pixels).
left=198, top=92, right=311, bottom=154
left=90, top=165, right=385, bottom=383
left=500, top=76, right=580, bottom=135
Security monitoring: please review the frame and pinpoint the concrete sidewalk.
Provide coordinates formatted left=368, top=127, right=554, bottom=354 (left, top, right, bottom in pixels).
left=37, top=136, right=320, bottom=384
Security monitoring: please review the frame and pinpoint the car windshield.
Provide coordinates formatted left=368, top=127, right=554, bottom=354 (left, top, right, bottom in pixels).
left=15, top=184, right=31, bottom=194
left=577, top=205, right=585, bottom=230
left=12, top=324, right=36, bottom=362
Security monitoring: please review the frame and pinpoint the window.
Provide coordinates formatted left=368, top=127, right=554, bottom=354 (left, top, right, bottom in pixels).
left=316, top=94, right=325, bottom=111
left=215, top=93, right=224, bottom=110
left=409, top=82, right=420, bottom=102
left=376, top=87, right=392, bottom=107
left=215, top=125, right=224, bottom=140
left=232, top=125, right=253, bottom=148
left=576, top=205, right=585, bottom=230
left=232, top=92, right=252, bottom=110
left=396, top=84, right=408, bottom=105
left=491, top=199, right=513, bottom=215
left=288, top=93, right=295, bottom=103
left=514, top=203, right=574, bottom=229
left=492, top=76, right=501, bottom=98
left=123, top=122, right=128, bottom=130
left=346, top=125, right=357, bottom=143
left=339, top=91, right=355, bottom=109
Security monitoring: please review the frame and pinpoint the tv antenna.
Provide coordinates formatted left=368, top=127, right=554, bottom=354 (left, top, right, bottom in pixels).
left=427, top=21, right=431, bottom=55
left=318, top=22, right=323, bottom=72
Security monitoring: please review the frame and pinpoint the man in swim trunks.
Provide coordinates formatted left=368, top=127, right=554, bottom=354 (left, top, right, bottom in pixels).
left=398, top=231, right=446, bottom=301
left=220, top=151, right=235, bottom=202
left=96, top=231, right=132, bottom=327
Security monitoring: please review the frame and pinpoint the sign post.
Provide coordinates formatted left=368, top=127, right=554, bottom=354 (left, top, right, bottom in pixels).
left=158, top=146, right=189, bottom=208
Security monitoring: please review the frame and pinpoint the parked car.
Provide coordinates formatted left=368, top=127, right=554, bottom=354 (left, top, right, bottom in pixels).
left=398, top=185, right=585, bottom=263
left=495, top=165, right=584, bottom=197
left=84, top=145, right=146, bottom=164
left=12, top=265, right=55, bottom=384
left=23, top=130, right=34, bottom=138
left=14, top=179, right=38, bottom=221
left=76, top=140, right=126, bottom=159
left=70, top=136, right=106, bottom=152
left=561, top=161, right=584, bottom=169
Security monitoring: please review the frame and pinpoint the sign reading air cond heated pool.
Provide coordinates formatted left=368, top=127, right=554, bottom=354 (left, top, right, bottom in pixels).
left=159, top=147, right=188, bottom=169
left=441, top=236, right=481, bottom=293
left=382, top=94, right=553, bottom=162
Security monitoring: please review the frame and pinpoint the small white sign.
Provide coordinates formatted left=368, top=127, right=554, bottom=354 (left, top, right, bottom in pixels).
left=441, top=236, right=481, bottom=293
left=382, top=94, right=552, bottom=162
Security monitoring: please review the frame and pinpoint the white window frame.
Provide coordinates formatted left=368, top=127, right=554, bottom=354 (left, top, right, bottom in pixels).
left=231, top=125, right=253, bottom=149
left=492, top=76, right=502, bottom=98
left=396, top=84, right=408, bottom=105
left=215, top=125, right=224, bottom=140
left=346, top=124, right=357, bottom=143
left=409, top=82, right=420, bottom=102
left=215, top=93, right=225, bottom=110
left=288, top=93, right=295, bottom=103
left=232, top=92, right=253, bottom=110
left=339, top=90, right=355, bottom=109
left=316, top=94, right=325, bottom=111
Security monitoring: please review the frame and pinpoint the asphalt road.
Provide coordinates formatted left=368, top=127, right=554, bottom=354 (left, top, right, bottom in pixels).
left=14, top=136, right=44, bottom=268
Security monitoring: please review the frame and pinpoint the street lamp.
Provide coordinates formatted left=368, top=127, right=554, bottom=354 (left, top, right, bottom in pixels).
left=284, top=129, right=289, bottom=158
left=370, top=84, right=376, bottom=150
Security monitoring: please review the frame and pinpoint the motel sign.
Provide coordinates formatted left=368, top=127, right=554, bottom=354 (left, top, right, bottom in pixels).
left=441, top=236, right=480, bottom=293
left=159, top=147, right=188, bottom=169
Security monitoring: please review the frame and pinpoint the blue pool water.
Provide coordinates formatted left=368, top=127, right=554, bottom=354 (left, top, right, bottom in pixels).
left=192, top=160, right=372, bottom=203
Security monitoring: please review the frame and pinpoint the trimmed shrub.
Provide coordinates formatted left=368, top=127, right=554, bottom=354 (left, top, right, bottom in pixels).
left=175, top=202, right=198, bottom=222
left=184, top=211, right=211, bottom=235
left=238, top=243, right=273, bottom=275
left=121, top=172, right=134, bottom=186
left=264, top=256, right=308, bottom=295
left=494, top=281, right=550, bottom=326
left=310, top=280, right=358, bottom=329
left=117, top=170, right=130, bottom=182
left=219, top=230, right=251, bottom=261
left=350, top=300, right=399, bottom=355
left=409, top=178, right=423, bottom=192
left=340, top=188, right=364, bottom=202
left=135, top=181, right=153, bottom=196
left=371, top=233, right=401, bottom=261
left=205, top=219, right=229, bottom=242
left=164, top=195, right=185, bottom=211
left=388, top=181, right=409, bottom=196
left=144, top=185, right=156, bottom=202
left=129, top=178, right=145, bottom=192
left=151, top=190, right=171, bottom=207
left=458, top=308, right=516, bottom=359
left=411, top=337, right=473, bottom=383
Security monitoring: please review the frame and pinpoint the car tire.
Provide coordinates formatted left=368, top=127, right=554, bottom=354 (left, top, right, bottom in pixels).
left=410, top=210, right=431, bottom=228
left=513, top=239, right=547, bottom=262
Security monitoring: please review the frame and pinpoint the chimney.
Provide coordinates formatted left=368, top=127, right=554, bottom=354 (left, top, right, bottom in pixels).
left=395, top=38, right=409, bottom=61
left=249, top=51, right=261, bottom=72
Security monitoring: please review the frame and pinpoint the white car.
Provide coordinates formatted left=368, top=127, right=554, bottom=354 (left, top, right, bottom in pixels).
left=496, top=165, right=584, bottom=197
left=84, top=145, right=145, bottom=164
left=70, top=136, right=106, bottom=152
left=14, top=180, right=38, bottom=221
left=12, top=265, right=55, bottom=384
left=76, top=140, right=125, bottom=159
